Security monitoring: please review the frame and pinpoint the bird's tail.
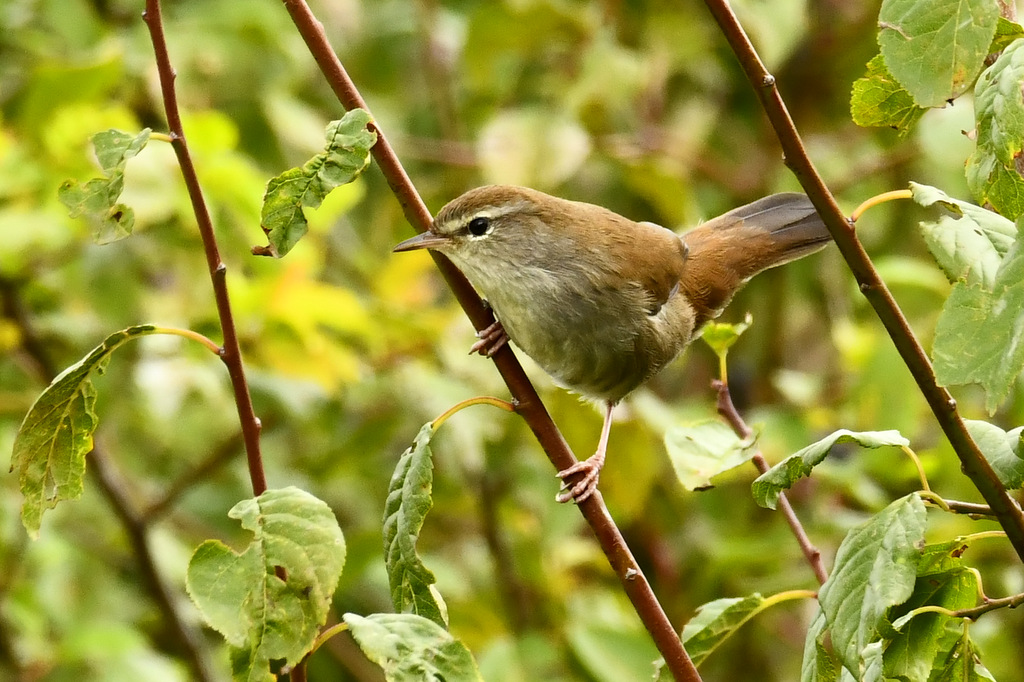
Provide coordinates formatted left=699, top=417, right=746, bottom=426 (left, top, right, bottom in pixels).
left=681, top=193, right=831, bottom=327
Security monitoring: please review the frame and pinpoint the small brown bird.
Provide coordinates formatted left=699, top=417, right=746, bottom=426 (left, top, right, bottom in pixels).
left=395, top=186, right=830, bottom=503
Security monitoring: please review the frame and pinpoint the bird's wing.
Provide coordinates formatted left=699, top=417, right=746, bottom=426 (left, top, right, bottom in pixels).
left=602, top=216, right=688, bottom=314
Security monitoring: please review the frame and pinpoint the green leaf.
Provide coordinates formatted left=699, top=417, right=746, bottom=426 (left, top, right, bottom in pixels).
left=258, top=108, right=376, bottom=257
left=11, top=324, right=158, bottom=537
left=681, top=594, right=770, bottom=667
left=850, top=54, right=926, bottom=135
left=343, top=613, right=483, bottom=682
left=663, top=420, right=758, bottom=491
left=932, top=235, right=1024, bottom=412
left=963, top=419, right=1024, bottom=489
left=383, top=422, right=448, bottom=628
left=877, top=0, right=998, bottom=108
left=861, top=642, right=884, bottom=682
left=186, top=487, right=346, bottom=681
left=567, top=619, right=659, bottom=682
left=885, top=567, right=977, bottom=681
left=57, top=128, right=150, bottom=244
left=915, top=539, right=971, bottom=577
left=752, top=430, right=909, bottom=510
left=910, top=182, right=1017, bottom=288
left=989, top=17, right=1024, bottom=54
left=966, top=39, right=1024, bottom=220
left=818, top=494, right=926, bottom=677
left=701, top=312, right=752, bottom=359
left=928, top=623, right=996, bottom=682
left=800, top=611, right=841, bottom=682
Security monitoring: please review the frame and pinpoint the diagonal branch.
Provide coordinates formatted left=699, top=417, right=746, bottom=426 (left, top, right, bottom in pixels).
left=89, top=443, right=218, bottom=682
left=278, top=1, right=701, bottom=679
left=700, top=0, right=1024, bottom=563
left=141, top=425, right=252, bottom=523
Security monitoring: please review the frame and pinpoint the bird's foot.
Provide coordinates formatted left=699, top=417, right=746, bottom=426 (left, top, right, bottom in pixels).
left=469, top=319, right=508, bottom=357
left=555, top=452, right=605, bottom=504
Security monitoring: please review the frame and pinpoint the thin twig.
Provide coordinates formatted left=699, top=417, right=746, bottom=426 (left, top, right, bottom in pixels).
left=90, top=443, right=218, bottom=682
left=943, top=500, right=999, bottom=518
left=142, top=0, right=267, bottom=497
left=278, top=2, right=701, bottom=679
left=478, top=467, right=536, bottom=631
left=701, top=0, right=1024, bottom=563
left=713, top=380, right=829, bottom=585
left=141, top=426, right=251, bottom=523
left=909, top=591, right=1024, bottom=622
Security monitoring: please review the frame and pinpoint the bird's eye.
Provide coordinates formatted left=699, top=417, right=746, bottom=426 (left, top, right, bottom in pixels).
left=467, top=216, right=491, bottom=236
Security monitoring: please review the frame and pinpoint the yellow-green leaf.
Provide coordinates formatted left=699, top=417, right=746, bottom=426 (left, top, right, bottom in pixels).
left=11, top=324, right=158, bottom=537
left=58, top=128, right=150, bottom=244
left=186, top=487, right=346, bottom=681
left=850, top=54, right=926, bottom=135
left=257, top=108, right=376, bottom=257
left=343, top=613, right=483, bottom=682
left=966, top=39, right=1024, bottom=221
left=383, top=422, right=448, bottom=628
left=933, top=233, right=1024, bottom=413
left=878, top=0, right=998, bottom=107
left=701, top=312, right=752, bottom=359
left=752, top=429, right=909, bottom=510
left=664, top=420, right=758, bottom=491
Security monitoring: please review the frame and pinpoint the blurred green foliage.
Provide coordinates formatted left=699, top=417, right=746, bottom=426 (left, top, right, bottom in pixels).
left=1, top=0, right=1023, bottom=680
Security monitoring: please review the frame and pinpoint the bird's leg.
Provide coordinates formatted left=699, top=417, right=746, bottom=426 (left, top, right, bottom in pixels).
left=469, top=318, right=509, bottom=357
left=555, top=401, right=615, bottom=504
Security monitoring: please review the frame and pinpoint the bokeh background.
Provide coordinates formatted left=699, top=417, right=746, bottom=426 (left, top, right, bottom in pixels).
left=1, top=0, right=1021, bottom=680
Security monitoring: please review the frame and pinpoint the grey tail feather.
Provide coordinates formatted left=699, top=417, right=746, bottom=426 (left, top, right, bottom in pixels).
left=724, top=193, right=832, bottom=264
left=682, top=193, right=832, bottom=328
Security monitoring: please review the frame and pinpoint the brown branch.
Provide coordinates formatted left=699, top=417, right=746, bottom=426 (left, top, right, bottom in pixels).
left=142, top=0, right=267, bottom=497
left=956, top=590, right=1024, bottom=620
left=89, top=442, right=218, bottom=682
left=713, top=380, right=829, bottom=586
left=141, top=425, right=252, bottom=523
left=701, top=0, right=1024, bottom=563
left=478, top=468, right=536, bottom=632
left=941, top=500, right=999, bottom=518
left=278, top=2, right=701, bottom=679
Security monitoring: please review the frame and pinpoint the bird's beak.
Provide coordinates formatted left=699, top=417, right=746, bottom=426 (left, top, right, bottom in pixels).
left=393, top=230, right=451, bottom=252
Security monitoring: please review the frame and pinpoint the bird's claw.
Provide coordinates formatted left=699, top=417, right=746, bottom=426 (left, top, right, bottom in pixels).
left=555, top=455, right=603, bottom=504
left=469, top=319, right=509, bottom=357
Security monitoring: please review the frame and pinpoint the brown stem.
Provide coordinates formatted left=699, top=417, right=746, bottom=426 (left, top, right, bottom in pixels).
left=278, top=1, right=701, bottom=679
left=957, top=591, right=1024, bottom=620
left=939, top=499, right=1023, bottom=518
left=997, top=0, right=1017, bottom=22
left=142, top=0, right=267, bottom=497
left=701, top=0, right=1024, bottom=563
left=90, top=443, right=218, bottom=682
left=713, top=380, right=829, bottom=585
left=478, top=467, right=535, bottom=631
left=141, top=426, right=253, bottom=523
